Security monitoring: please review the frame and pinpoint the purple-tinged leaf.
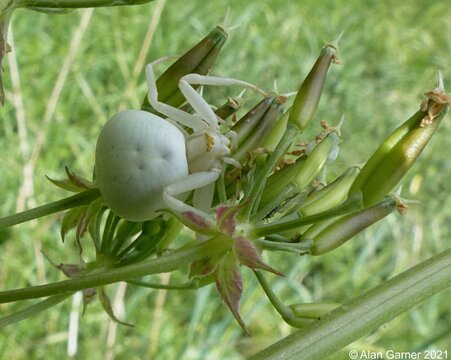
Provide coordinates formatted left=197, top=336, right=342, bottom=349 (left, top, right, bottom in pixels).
left=176, top=211, right=216, bottom=235
left=57, top=263, right=83, bottom=278
left=46, top=167, right=93, bottom=193
left=215, top=252, right=250, bottom=336
left=216, top=205, right=236, bottom=235
left=82, top=288, right=97, bottom=315
left=234, top=236, right=284, bottom=277
left=216, top=201, right=249, bottom=235
left=64, top=167, right=93, bottom=189
left=190, top=257, right=218, bottom=279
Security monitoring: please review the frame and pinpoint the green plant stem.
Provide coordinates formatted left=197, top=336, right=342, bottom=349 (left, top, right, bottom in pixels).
left=0, top=188, right=101, bottom=229
left=0, top=236, right=227, bottom=304
left=0, top=294, right=72, bottom=327
left=127, top=275, right=214, bottom=290
left=254, top=270, right=311, bottom=328
left=16, top=0, right=154, bottom=8
left=250, top=247, right=451, bottom=360
left=256, top=238, right=312, bottom=255
left=252, top=193, right=362, bottom=237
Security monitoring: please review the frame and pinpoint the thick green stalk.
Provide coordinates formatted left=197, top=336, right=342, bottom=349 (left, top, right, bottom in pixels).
left=0, top=188, right=101, bottom=229
left=250, top=247, right=451, bottom=360
left=0, top=236, right=227, bottom=303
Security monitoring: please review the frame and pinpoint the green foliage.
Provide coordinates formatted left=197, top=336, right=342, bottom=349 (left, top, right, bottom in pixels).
left=0, top=0, right=450, bottom=359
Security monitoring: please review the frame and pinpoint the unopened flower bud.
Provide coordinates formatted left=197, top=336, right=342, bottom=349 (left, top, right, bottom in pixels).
left=349, top=73, right=450, bottom=207
left=288, top=34, right=341, bottom=131
left=142, top=26, right=228, bottom=112
left=299, top=166, right=360, bottom=217
left=310, top=195, right=404, bottom=255
left=232, top=95, right=286, bottom=161
left=293, top=123, right=340, bottom=191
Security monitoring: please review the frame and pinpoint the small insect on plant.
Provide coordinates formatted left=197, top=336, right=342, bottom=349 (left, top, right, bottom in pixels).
left=95, top=56, right=268, bottom=222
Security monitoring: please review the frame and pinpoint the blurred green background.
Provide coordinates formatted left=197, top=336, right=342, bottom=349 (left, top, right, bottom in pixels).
left=0, top=0, right=450, bottom=358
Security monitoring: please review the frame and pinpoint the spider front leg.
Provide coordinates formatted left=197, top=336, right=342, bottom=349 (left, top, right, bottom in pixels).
left=163, top=169, right=221, bottom=220
left=178, top=73, right=268, bottom=126
left=145, top=59, right=206, bottom=131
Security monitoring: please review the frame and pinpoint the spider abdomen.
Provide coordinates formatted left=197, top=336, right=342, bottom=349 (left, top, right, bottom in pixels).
left=95, top=109, right=189, bottom=221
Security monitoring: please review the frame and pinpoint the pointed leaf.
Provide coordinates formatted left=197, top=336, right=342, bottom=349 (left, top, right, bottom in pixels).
left=215, top=252, right=249, bottom=336
left=98, top=288, right=134, bottom=327
left=189, top=258, right=217, bottom=279
left=46, top=175, right=84, bottom=193
left=65, top=167, right=94, bottom=190
left=216, top=205, right=237, bottom=235
left=57, top=263, right=84, bottom=278
left=189, top=250, right=225, bottom=279
left=82, top=288, right=97, bottom=315
left=46, top=167, right=93, bottom=193
left=234, top=236, right=284, bottom=276
left=216, top=201, right=249, bottom=235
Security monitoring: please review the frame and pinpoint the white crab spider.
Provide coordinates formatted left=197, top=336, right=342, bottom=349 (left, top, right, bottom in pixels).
left=95, top=57, right=266, bottom=222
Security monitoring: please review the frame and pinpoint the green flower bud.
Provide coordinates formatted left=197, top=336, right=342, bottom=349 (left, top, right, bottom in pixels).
left=299, top=166, right=360, bottom=217
left=288, top=34, right=341, bottom=131
left=141, top=26, right=228, bottom=112
left=262, top=110, right=289, bottom=152
left=293, top=122, right=340, bottom=191
left=257, top=120, right=341, bottom=215
left=310, top=195, right=405, bottom=255
left=232, top=95, right=286, bottom=161
left=349, top=74, right=450, bottom=207
left=258, top=155, right=307, bottom=210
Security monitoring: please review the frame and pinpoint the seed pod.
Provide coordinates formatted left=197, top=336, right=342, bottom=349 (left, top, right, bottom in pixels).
left=299, top=166, right=360, bottom=217
left=259, top=155, right=307, bottom=209
left=301, top=217, right=337, bottom=241
left=293, top=124, right=340, bottom=191
left=232, top=95, right=286, bottom=161
left=349, top=74, right=450, bottom=207
left=214, top=97, right=241, bottom=121
left=310, top=195, right=404, bottom=255
left=262, top=110, right=290, bottom=152
left=232, top=96, right=275, bottom=145
left=258, top=122, right=340, bottom=211
left=141, top=26, right=228, bottom=112
left=288, top=34, right=341, bottom=131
